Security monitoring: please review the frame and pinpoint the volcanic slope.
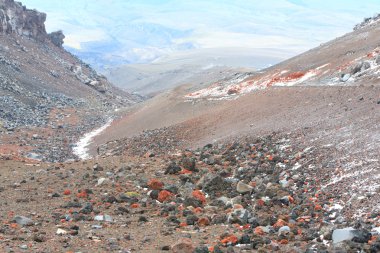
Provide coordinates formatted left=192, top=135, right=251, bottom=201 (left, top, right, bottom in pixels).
left=88, top=14, right=380, bottom=251
left=0, top=2, right=380, bottom=253
left=0, top=0, right=140, bottom=162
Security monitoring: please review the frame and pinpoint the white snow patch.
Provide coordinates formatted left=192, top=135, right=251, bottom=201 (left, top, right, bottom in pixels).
left=316, top=63, right=330, bottom=70
left=73, top=119, right=113, bottom=160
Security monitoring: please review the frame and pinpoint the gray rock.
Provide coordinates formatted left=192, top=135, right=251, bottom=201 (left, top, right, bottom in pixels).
left=48, top=31, right=65, bottom=47
left=376, top=55, right=380, bottom=65
left=362, top=61, right=371, bottom=71
left=351, top=62, right=364, bottom=75
left=165, top=163, right=181, bottom=174
left=183, top=197, right=203, bottom=208
left=202, top=175, right=232, bottom=196
left=236, top=181, right=253, bottom=194
left=14, top=216, right=33, bottom=226
left=227, top=208, right=252, bottom=225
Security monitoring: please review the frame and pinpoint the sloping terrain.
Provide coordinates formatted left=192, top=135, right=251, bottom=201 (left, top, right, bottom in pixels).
left=0, top=0, right=140, bottom=162
left=185, top=17, right=380, bottom=100
left=83, top=16, right=379, bottom=252
left=0, top=2, right=379, bottom=253
left=104, top=47, right=291, bottom=96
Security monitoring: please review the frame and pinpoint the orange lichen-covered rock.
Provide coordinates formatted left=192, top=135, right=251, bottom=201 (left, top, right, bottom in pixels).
left=254, top=226, right=265, bottom=235
left=179, top=169, right=192, bottom=175
left=220, top=234, right=238, bottom=245
left=158, top=190, right=174, bottom=203
left=257, top=199, right=265, bottom=206
left=147, top=179, right=164, bottom=190
left=10, top=223, right=18, bottom=229
left=63, top=189, right=71, bottom=195
left=279, top=239, right=289, bottom=245
left=192, top=190, right=206, bottom=204
left=273, top=219, right=287, bottom=228
left=130, top=203, right=140, bottom=208
left=314, top=204, right=323, bottom=211
left=179, top=222, right=187, bottom=227
left=197, top=217, right=210, bottom=227
left=76, top=190, right=88, bottom=198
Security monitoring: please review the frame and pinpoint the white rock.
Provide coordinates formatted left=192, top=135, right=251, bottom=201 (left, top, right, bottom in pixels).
left=94, top=214, right=113, bottom=222
left=332, top=227, right=356, bottom=244
left=56, top=228, right=68, bottom=235
left=372, top=227, right=380, bottom=234
left=278, top=226, right=291, bottom=236
left=97, top=177, right=108, bottom=186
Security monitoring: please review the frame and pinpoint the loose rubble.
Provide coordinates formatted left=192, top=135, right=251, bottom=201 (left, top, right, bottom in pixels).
left=1, top=131, right=379, bottom=252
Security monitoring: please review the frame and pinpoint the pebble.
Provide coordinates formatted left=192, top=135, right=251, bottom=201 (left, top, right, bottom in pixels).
left=332, top=227, right=356, bottom=244
left=94, top=214, right=113, bottom=222
left=171, top=238, right=194, bottom=253
left=14, top=216, right=33, bottom=226
left=56, top=228, right=68, bottom=235
left=236, top=181, right=253, bottom=194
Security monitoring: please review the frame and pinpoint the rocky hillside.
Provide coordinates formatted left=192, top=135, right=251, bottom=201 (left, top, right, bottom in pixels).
left=0, top=0, right=141, bottom=162
left=185, top=17, right=380, bottom=100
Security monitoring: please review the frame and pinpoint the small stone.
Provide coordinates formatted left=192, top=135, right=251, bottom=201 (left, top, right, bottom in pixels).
left=80, top=203, right=93, bottom=214
left=147, top=179, right=164, bottom=190
left=94, top=214, right=113, bottom=222
left=56, top=228, right=68, bottom=235
left=33, top=234, right=46, bottom=242
left=161, top=245, right=170, bottom=251
left=158, top=190, right=174, bottom=203
left=138, top=216, right=148, bottom=222
left=93, top=164, right=103, bottom=171
left=227, top=208, right=252, bottom=225
left=340, top=73, right=351, bottom=82
left=240, top=234, right=251, bottom=244
left=236, top=181, right=253, bottom=194
left=194, top=245, right=209, bottom=253
left=278, top=226, right=291, bottom=236
left=332, top=227, right=356, bottom=244
left=14, top=216, right=33, bottom=226
left=19, top=245, right=28, bottom=250
left=171, top=238, right=194, bottom=253
left=197, top=217, right=210, bottom=226
left=165, top=163, right=181, bottom=174
left=183, top=197, right=203, bottom=208
left=186, top=215, right=199, bottom=225
left=182, top=157, right=197, bottom=172
left=97, top=177, right=108, bottom=186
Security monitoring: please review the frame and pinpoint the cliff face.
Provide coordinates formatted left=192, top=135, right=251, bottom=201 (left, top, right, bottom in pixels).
left=0, top=0, right=48, bottom=41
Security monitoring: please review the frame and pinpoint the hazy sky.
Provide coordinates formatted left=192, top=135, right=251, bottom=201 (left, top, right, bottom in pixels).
left=21, top=0, right=380, bottom=65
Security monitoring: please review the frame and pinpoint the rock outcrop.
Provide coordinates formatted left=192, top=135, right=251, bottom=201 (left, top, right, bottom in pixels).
left=354, top=13, right=380, bottom=30
left=0, top=0, right=66, bottom=47
left=0, top=0, right=47, bottom=41
left=48, top=30, right=65, bottom=47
